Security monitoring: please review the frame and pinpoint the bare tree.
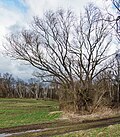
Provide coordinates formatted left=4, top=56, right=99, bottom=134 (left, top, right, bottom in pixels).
left=105, top=0, right=120, bottom=41
left=69, top=4, right=113, bottom=111
left=5, top=4, right=112, bottom=112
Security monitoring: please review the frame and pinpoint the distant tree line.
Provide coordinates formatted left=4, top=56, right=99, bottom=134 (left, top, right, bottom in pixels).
left=0, top=73, right=58, bottom=100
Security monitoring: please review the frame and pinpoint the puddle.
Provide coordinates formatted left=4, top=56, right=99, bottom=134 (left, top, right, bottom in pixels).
left=0, top=129, right=43, bottom=137
left=0, top=133, right=12, bottom=137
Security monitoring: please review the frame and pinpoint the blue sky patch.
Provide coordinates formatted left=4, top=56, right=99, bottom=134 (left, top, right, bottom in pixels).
left=0, top=0, right=28, bottom=13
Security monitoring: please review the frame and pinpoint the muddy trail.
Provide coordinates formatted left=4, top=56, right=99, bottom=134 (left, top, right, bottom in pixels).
left=1, top=116, right=120, bottom=137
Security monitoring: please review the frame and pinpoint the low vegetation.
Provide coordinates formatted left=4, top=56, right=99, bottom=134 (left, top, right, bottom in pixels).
left=0, top=98, right=60, bottom=128
left=54, top=124, right=120, bottom=137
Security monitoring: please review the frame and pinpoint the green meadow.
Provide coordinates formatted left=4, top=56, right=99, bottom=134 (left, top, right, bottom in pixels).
left=0, top=98, right=60, bottom=128
left=54, top=124, right=120, bottom=137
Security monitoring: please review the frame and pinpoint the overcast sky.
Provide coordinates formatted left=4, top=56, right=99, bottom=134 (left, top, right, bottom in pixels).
left=0, top=0, right=115, bottom=80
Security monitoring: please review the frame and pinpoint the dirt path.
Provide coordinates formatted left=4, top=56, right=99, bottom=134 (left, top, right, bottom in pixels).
left=1, top=116, right=120, bottom=137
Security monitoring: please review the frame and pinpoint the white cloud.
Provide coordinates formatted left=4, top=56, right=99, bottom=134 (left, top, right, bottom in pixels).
left=24, top=0, right=89, bottom=16
left=0, top=1, right=33, bottom=79
left=23, top=0, right=113, bottom=16
left=0, top=3, right=27, bottom=47
left=0, top=54, right=36, bottom=80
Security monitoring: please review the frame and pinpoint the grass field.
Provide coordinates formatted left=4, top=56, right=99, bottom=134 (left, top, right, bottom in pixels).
left=54, top=124, right=120, bottom=137
left=0, top=98, right=60, bottom=128
left=1, top=98, right=120, bottom=137
left=8, top=120, right=120, bottom=137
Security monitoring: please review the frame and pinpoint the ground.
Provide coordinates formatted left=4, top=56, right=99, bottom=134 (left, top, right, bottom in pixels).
left=0, top=98, right=120, bottom=137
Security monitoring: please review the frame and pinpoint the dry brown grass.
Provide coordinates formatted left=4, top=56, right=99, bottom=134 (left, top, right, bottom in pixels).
left=60, top=106, right=120, bottom=122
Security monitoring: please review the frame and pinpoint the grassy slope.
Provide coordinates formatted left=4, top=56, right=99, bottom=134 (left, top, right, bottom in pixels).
left=0, top=98, right=60, bottom=128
